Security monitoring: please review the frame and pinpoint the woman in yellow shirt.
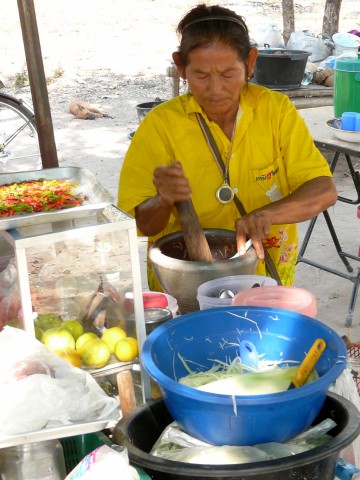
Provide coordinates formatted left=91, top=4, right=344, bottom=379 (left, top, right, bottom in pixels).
left=118, top=4, right=337, bottom=290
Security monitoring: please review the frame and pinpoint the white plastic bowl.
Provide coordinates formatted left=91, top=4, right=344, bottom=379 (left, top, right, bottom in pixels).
left=332, top=32, right=360, bottom=48
left=326, top=119, right=360, bottom=143
left=197, top=274, right=277, bottom=310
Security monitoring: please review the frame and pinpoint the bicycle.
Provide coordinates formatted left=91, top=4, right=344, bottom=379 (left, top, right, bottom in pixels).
left=0, top=86, right=41, bottom=173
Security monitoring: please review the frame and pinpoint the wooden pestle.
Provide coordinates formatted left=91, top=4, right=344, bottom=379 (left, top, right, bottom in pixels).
left=175, top=200, right=213, bottom=262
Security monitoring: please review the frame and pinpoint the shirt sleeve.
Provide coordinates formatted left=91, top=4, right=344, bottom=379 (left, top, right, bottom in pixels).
left=277, top=95, right=333, bottom=192
left=117, top=110, right=174, bottom=216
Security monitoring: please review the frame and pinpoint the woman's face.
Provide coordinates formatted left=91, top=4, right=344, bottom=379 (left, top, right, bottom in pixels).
left=182, top=44, right=257, bottom=118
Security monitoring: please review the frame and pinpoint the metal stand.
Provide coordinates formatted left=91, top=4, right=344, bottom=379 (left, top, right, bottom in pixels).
left=297, top=151, right=360, bottom=327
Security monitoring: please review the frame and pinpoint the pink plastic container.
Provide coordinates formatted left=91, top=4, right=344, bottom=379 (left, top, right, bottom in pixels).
left=231, top=286, right=317, bottom=318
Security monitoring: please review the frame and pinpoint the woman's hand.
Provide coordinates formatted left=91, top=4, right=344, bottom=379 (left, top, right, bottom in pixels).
left=135, top=161, right=192, bottom=236
left=235, top=176, right=337, bottom=260
left=235, top=211, right=271, bottom=260
left=153, top=161, right=192, bottom=207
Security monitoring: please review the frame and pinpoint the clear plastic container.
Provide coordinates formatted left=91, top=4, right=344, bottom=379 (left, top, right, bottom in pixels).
left=196, top=275, right=277, bottom=310
left=0, top=440, right=66, bottom=480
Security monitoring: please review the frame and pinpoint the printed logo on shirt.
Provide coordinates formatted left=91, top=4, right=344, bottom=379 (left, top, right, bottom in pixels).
left=255, top=166, right=279, bottom=182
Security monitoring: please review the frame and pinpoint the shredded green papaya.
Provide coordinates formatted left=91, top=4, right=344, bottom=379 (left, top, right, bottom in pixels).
left=178, top=355, right=318, bottom=395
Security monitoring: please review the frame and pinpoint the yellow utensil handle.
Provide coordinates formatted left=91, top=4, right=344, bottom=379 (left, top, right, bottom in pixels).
left=292, top=338, right=327, bottom=388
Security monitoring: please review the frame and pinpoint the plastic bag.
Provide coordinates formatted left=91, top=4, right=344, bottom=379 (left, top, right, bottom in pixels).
left=151, top=421, right=211, bottom=458
left=0, top=257, right=23, bottom=331
left=255, top=23, right=285, bottom=48
left=330, top=367, right=360, bottom=467
left=0, top=283, right=23, bottom=331
left=150, top=418, right=335, bottom=464
left=287, top=31, right=332, bottom=62
left=165, top=445, right=271, bottom=464
left=65, top=445, right=140, bottom=480
left=151, top=423, right=271, bottom=464
left=0, top=256, right=17, bottom=293
left=0, top=326, right=119, bottom=436
left=287, top=418, right=336, bottom=447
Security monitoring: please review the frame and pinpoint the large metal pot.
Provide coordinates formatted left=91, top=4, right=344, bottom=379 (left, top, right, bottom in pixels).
left=148, top=229, right=258, bottom=314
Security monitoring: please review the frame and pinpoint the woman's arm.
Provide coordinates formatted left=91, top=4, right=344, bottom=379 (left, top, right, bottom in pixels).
left=135, top=161, right=192, bottom=236
left=235, top=176, right=337, bottom=259
left=135, top=194, right=173, bottom=237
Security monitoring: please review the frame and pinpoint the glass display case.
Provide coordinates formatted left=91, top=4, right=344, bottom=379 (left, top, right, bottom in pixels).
left=0, top=205, right=153, bottom=447
left=0, top=205, right=147, bottom=381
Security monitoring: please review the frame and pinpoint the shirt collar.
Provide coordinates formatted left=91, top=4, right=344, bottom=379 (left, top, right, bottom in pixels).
left=185, top=94, right=203, bottom=116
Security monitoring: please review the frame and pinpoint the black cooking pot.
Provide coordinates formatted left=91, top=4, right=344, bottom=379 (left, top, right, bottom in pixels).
left=135, top=99, right=164, bottom=122
left=113, top=392, right=360, bottom=480
left=253, top=48, right=310, bottom=90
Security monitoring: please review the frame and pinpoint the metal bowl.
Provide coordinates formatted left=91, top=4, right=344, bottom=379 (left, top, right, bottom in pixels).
left=326, top=119, right=360, bottom=143
left=148, top=229, right=258, bottom=314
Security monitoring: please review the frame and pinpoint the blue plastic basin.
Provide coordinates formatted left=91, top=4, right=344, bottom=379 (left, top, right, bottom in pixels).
left=141, top=306, right=347, bottom=446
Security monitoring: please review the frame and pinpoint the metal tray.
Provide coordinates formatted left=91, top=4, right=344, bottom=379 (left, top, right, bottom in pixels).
left=0, top=418, right=116, bottom=448
left=0, top=167, right=114, bottom=230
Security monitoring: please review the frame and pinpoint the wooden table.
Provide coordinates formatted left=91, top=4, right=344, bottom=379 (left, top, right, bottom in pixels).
left=251, top=83, right=333, bottom=109
left=299, top=106, right=360, bottom=326
left=281, top=84, right=333, bottom=110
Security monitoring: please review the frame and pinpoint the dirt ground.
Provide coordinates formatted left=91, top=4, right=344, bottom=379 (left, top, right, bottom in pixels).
left=1, top=0, right=360, bottom=341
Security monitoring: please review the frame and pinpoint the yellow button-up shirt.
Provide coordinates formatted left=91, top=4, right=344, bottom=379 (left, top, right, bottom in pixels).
left=118, top=84, right=332, bottom=288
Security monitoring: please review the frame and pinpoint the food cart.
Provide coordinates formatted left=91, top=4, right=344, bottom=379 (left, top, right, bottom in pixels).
left=0, top=167, right=150, bottom=478
left=1, top=2, right=358, bottom=478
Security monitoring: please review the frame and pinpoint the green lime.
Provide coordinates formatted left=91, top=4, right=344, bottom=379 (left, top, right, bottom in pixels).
left=63, top=320, right=84, bottom=340
left=78, top=338, right=111, bottom=369
left=41, top=326, right=75, bottom=352
left=75, top=332, right=98, bottom=351
left=35, top=313, right=63, bottom=331
left=34, top=325, right=44, bottom=341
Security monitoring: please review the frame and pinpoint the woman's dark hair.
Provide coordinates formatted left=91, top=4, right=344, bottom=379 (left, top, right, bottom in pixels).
left=176, top=4, right=252, bottom=66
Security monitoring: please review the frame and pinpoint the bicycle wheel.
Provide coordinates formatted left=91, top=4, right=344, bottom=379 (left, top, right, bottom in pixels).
left=0, top=92, right=41, bottom=173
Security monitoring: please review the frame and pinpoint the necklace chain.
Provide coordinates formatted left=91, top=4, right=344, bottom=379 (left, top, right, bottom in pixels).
left=196, top=112, right=238, bottom=204
left=223, top=118, right=237, bottom=182
left=196, top=112, right=237, bottom=184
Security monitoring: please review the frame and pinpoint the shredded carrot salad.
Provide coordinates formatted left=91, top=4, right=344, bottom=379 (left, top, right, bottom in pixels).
left=0, top=178, right=87, bottom=217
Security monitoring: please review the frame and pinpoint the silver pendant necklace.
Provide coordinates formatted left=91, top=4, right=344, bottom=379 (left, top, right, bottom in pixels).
left=216, top=181, right=234, bottom=204
left=196, top=111, right=239, bottom=204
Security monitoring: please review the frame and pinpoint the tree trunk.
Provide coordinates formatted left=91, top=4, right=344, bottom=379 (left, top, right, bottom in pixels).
left=322, top=0, right=343, bottom=37
left=281, top=0, right=295, bottom=45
